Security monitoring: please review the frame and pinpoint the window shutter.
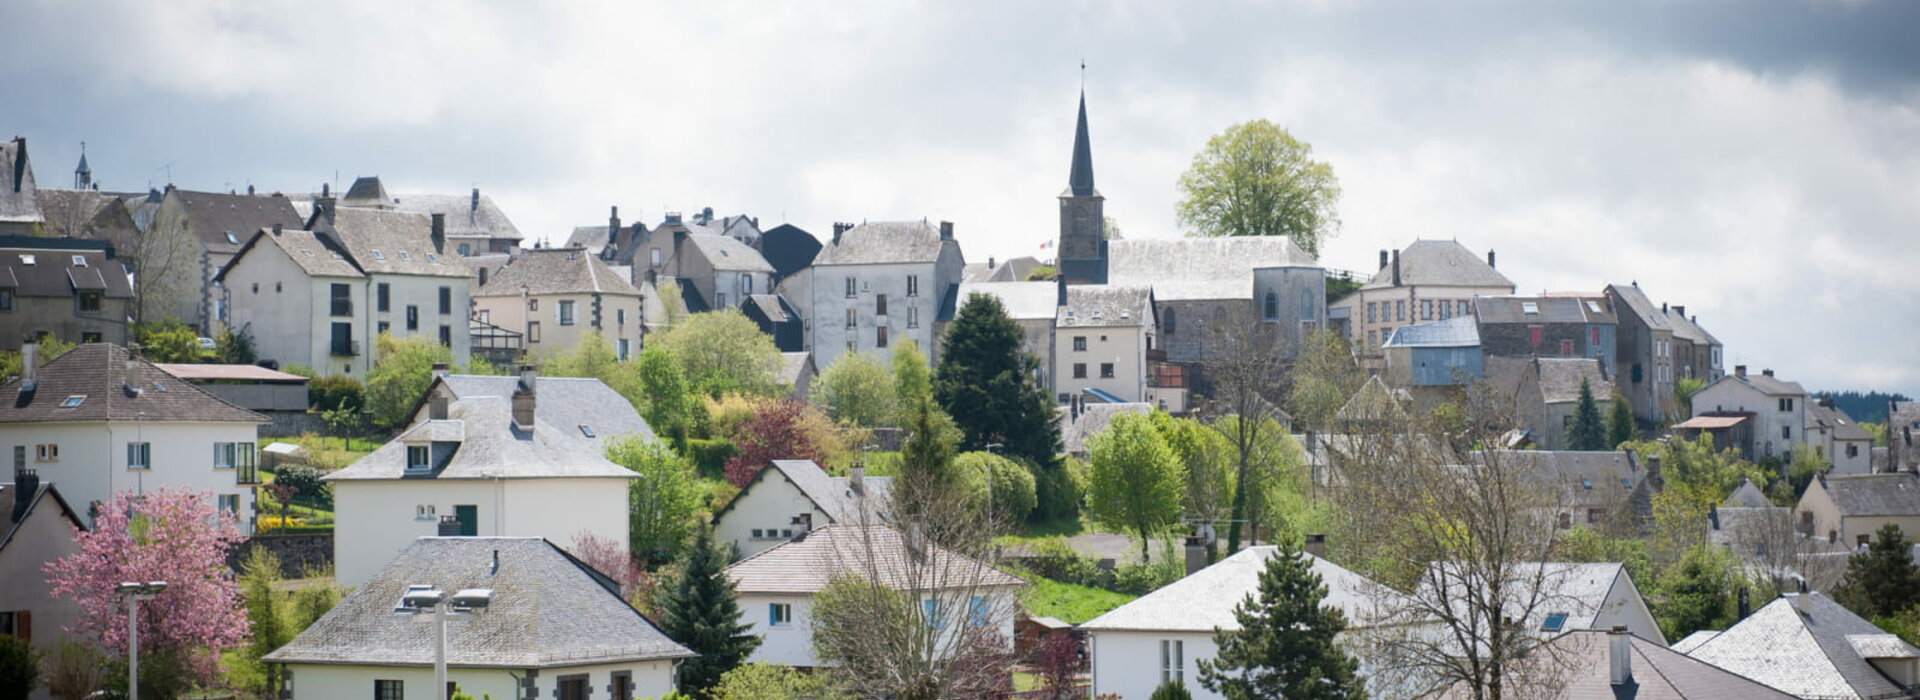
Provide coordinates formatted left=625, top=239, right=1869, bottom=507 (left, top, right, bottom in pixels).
left=17, top=610, right=29, bottom=643
left=770, top=604, right=777, bottom=626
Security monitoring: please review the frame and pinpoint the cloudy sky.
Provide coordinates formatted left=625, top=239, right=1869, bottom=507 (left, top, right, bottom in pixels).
left=5, top=0, right=1917, bottom=395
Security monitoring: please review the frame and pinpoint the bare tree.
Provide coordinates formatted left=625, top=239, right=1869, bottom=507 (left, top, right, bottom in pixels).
left=129, top=213, right=203, bottom=325
left=1201, top=305, right=1291, bottom=554
left=1721, top=506, right=1849, bottom=595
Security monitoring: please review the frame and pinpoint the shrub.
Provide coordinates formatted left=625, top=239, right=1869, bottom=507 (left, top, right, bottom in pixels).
left=0, top=634, right=41, bottom=700
left=1034, top=458, right=1088, bottom=521
left=308, top=375, right=364, bottom=412
left=42, top=640, right=101, bottom=700
left=1149, top=680, right=1193, bottom=700
left=684, top=439, right=738, bottom=481
left=273, top=465, right=332, bottom=507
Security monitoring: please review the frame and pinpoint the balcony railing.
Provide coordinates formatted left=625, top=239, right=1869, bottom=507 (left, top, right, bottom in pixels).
left=235, top=463, right=260, bottom=486
left=330, top=339, right=361, bottom=356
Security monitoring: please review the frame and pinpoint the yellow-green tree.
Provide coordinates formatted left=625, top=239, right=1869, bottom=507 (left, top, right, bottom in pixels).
left=649, top=309, right=782, bottom=397
left=1088, top=413, right=1186, bottom=560
left=1177, top=120, right=1341, bottom=257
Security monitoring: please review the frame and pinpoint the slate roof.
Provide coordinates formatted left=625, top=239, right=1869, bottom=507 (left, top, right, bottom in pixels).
left=218, top=227, right=364, bottom=281
left=748, top=295, right=799, bottom=324
left=0, top=240, right=134, bottom=298
left=1419, top=561, right=1661, bottom=644
left=779, top=352, right=814, bottom=389
left=565, top=225, right=618, bottom=255
left=713, top=459, right=892, bottom=526
left=685, top=233, right=773, bottom=273
left=1809, top=403, right=1874, bottom=443
left=1061, top=403, right=1154, bottom=455
left=1360, top=240, right=1514, bottom=291
left=1727, top=478, right=1771, bottom=508
left=1475, top=295, right=1617, bottom=325
left=1384, top=316, right=1481, bottom=348
left=155, top=363, right=309, bottom=383
left=325, top=375, right=650, bottom=481
left=310, top=207, right=469, bottom=278
left=959, top=282, right=1058, bottom=321
left=0, top=344, right=266, bottom=424
left=1607, top=284, right=1671, bottom=332
left=36, top=188, right=134, bottom=235
left=1686, top=593, right=1920, bottom=700
left=759, top=223, right=821, bottom=282
left=0, top=482, right=85, bottom=554
left=1709, top=371, right=1806, bottom=398
left=473, top=248, right=641, bottom=297
left=167, top=189, right=303, bottom=254
left=725, top=524, right=1023, bottom=595
left=340, top=176, right=390, bottom=206
left=1107, top=237, right=1317, bottom=301
left=1665, top=308, right=1721, bottom=346
left=386, top=191, right=523, bottom=242
left=1057, top=285, right=1151, bottom=328
left=1819, top=473, right=1920, bottom=517
left=1479, top=450, right=1646, bottom=512
left=813, top=221, right=959, bottom=266
left=1082, top=546, right=1401, bottom=632
left=0, top=138, right=42, bottom=224
left=1536, top=358, right=1614, bottom=404
left=1337, top=375, right=1410, bottom=423
left=1437, top=629, right=1797, bottom=699
left=961, top=256, right=1042, bottom=284
left=263, top=537, right=692, bottom=667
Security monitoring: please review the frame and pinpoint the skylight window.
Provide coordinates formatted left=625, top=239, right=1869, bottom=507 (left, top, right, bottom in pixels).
left=579, top=425, right=595, bottom=438
left=400, top=252, right=412, bottom=261
left=1521, top=301, right=1540, bottom=314
left=373, top=250, right=385, bottom=260
left=153, top=382, right=168, bottom=392
left=426, top=254, right=439, bottom=263
left=1540, top=613, right=1569, bottom=632
left=225, top=232, right=239, bottom=244
left=19, top=254, right=34, bottom=265
left=60, top=395, right=86, bottom=408
left=1581, top=478, right=1593, bottom=490
left=1586, top=301, right=1603, bottom=313
left=71, top=255, right=87, bottom=266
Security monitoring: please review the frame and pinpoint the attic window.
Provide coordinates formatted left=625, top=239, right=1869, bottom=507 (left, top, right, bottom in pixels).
left=426, top=254, right=439, bottom=264
left=60, top=395, right=86, bottom=408
left=225, top=232, right=239, bottom=244
left=19, top=254, right=34, bottom=265
left=1581, top=478, right=1593, bottom=490
left=1540, top=613, right=1569, bottom=632
left=71, top=255, right=87, bottom=266
left=400, top=252, right=412, bottom=261
left=406, top=445, right=432, bottom=472
left=1586, top=301, right=1603, bottom=313
left=373, top=250, right=386, bottom=260
left=578, top=425, right=595, bottom=438
left=1521, top=302, right=1540, bottom=314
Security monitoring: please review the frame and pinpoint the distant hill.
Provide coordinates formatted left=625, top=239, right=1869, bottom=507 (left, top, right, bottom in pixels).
left=1813, top=390, right=1913, bottom=424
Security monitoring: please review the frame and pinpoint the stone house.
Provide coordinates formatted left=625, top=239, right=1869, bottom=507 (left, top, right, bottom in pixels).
left=1683, top=592, right=1920, bottom=698
left=1805, top=400, right=1874, bottom=475
left=1330, top=241, right=1514, bottom=362
left=1474, top=295, right=1617, bottom=377
left=471, top=247, right=646, bottom=361
left=1603, top=282, right=1677, bottom=424
left=0, top=237, right=133, bottom=349
left=1383, top=316, right=1483, bottom=387
left=783, top=219, right=964, bottom=369
left=1687, top=366, right=1809, bottom=461
left=1484, top=356, right=1615, bottom=451
left=1795, top=472, right=1920, bottom=548
left=145, top=187, right=304, bottom=331
left=1663, top=304, right=1724, bottom=383
left=0, top=137, right=44, bottom=237
left=320, top=177, right=524, bottom=256
left=1890, top=399, right=1920, bottom=473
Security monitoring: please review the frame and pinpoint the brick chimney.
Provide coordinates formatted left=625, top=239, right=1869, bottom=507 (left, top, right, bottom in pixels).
left=470, top=187, right=480, bottom=213
left=850, top=466, right=865, bottom=495
left=512, top=365, right=537, bottom=431
left=790, top=512, right=813, bottom=541
left=12, top=468, right=38, bottom=523
left=1762, top=368, right=1774, bottom=378
left=1184, top=535, right=1208, bottom=576
left=430, top=213, right=446, bottom=254
left=1608, top=625, right=1633, bottom=686
left=1391, top=249, right=1401, bottom=287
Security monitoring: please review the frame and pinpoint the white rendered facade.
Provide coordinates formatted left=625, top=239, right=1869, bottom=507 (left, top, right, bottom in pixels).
left=2, top=420, right=259, bottom=529
left=283, top=658, right=676, bottom=700
left=330, top=476, right=630, bottom=587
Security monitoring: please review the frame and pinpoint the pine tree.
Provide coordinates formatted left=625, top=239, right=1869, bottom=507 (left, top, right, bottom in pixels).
left=1607, top=396, right=1635, bottom=448
left=934, top=294, right=1062, bottom=468
left=1834, top=524, right=1920, bottom=619
left=1567, top=377, right=1606, bottom=451
left=657, top=528, right=760, bottom=694
left=1197, top=539, right=1366, bottom=700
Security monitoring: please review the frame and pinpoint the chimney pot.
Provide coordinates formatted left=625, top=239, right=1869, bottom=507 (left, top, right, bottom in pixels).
left=471, top=187, right=480, bottom=212
left=1793, top=581, right=1812, bottom=613
left=1609, top=625, right=1633, bottom=686
left=1391, top=249, right=1402, bottom=287
left=1735, top=365, right=1747, bottom=378
left=1708, top=503, right=1720, bottom=531
left=939, top=221, right=954, bottom=240
left=512, top=365, right=537, bottom=430
left=790, top=512, right=813, bottom=540
left=431, top=362, right=449, bottom=380
left=1762, top=368, right=1774, bottom=378
left=1487, top=249, right=1496, bottom=268
left=321, top=182, right=330, bottom=197
left=272, top=223, right=283, bottom=236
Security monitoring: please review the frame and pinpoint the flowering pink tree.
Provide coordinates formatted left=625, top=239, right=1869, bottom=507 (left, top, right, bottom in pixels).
left=566, top=531, right=652, bottom=611
left=43, top=487, right=248, bottom=685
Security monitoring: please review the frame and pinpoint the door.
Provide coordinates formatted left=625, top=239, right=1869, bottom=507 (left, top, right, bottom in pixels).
left=454, top=505, right=478, bottom=537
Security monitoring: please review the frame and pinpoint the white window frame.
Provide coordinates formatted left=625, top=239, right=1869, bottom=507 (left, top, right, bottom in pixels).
left=406, top=445, right=432, bottom=473
left=415, top=504, right=437, bottom=520
left=558, top=300, right=576, bottom=326
left=1161, top=639, right=1184, bottom=685
left=127, top=442, right=151, bottom=470
left=770, top=603, right=793, bottom=627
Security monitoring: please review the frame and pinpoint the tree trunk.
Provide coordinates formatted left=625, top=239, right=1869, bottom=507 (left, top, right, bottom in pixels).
left=1226, top=457, right=1250, bottom=554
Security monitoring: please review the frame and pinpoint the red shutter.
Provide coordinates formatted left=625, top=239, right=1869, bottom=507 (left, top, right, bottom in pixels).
left=17, top=610, right=29, bottom=642
left=1529, top=326, right=1542, bottom=347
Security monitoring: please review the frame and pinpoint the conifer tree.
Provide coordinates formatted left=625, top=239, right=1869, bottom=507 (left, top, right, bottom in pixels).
left=934, top=294, right=1061, bottom=467
left=1198, top=539, right=1366, bottom=700
left=656, top=528, right=759, bottom=694
left=1834, top=524, right=1920, bottom=620
left=1607, top=396, right=1635, bottom=448
left=1567, top=377, right=1607, bottom=451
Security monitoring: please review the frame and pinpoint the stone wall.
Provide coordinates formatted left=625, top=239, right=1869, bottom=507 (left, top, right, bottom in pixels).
left=261, top=411, right=328, bottom=438
left=229, top=532, right=334, bottom=577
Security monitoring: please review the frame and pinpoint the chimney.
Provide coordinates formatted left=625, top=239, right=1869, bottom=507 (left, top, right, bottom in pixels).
left=1608, top=625, right=1633, bottom=686
left=939, top=221, right=954, bottom=240
left=123, top=354, right=142, bottom=396
left=1391, top=249, right=1402, bottom=287
left=608, top=206, right=621, bottom=245
left=438, top=514, right=463, bottom=536
left=19, top=343, right=37, bottom=392
left=246, top=184, right=255, bottom=196
left=1737, top=586, right=1751, bottom=619
left=1304, top=533, right=1327, bottom=559
left=1672, top=305, right=1685, bottom=318
left=512, top=365, right=536, bottom=431
left=1735, top=365, right=1747, bottom=378
left=1487, top=249, right=1496, bottom=268
left=1708, top=503, right=1720, bottom=531
left=1762, top=368, right=1774, bottom=378
left=850, top=466, right=865, bottom=495
left=431, top=362, right=449, bottom=380
left=1646, top=454, right=1663, bottom=489
left=1793, top=580, right=1812, bottom=614
left=271, top=223, right=283, bottom=236
left=11, top=137, right=26, bottom=193
left=790, top=512, right=813, bottom=540
left=1661, top=302, right=1668, bottom=313
left=1184, top=535, right=1208, bottom=576
left=321, top=182, right=330, bottom=197
left=988, top=256, right=996, bottom=269
left=430, top=213, right=447, bottom=254
left=832, top=222, right=852, bottom=245
left=1379, top=250, right=1389, bottom=271
left=470, top=187, right=480, bottom=212
left=906, top=522, right=927, bottom=562
left=1056, top=275, right=1068, bottom=307
left=11, top=468, right=38, bottom=524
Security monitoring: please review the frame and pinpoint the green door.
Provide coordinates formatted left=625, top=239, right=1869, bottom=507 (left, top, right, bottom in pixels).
left=454, top=505, right=478, bottom=537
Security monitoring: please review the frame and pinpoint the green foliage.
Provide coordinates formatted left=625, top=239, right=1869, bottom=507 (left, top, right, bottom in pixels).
left=281, top=363, right=316, bottom=378
left=810, top=351, right=898, bottom=429
left=683, top=438, right=738, bottom=481
left=133, top=319, right=201, bottom=363
left=1834, top=524, right=1920, bottom=620
left=1874, top=606, right=1920, bottom=648
left=364, top=332, right=453, bottom=429
left=657, top=528, right=760, bottom=694
left=1567, top=378, right=1607, bottom=451
left=1554, top=526, right=1652, bottom=590
left=954, top=451, right=1038, bottom=524
left=708, top=663, right=839, bottom=700
left=1087, top=413, right=1186, bottom=559
left=1151, top=412, right=1235, bottom=532
left=934, top=294, right=1062, bottom=467
left=1197, top=539, right=1366, bottom=700
left=1674, top=376, right=1708, bottom=415
left=1287, top=329, right=1365, bottom=433
left=42, top=639, right=102, bottom=700
left=893, top=338, right=933, bottom=408
left=1150, top=681, right=1193, bottom=700
left=273, top=465, right=331, bottom=507
left=216, top=327, right=257, bottom=365
left=1785, top=444, right=1827, bottom=503
left=1655, top=545, right=1739, bottom=642
left=1011, top=568, right=1137, bottom=624
left=1608, top=396, right=1635, bottom=448
left=1024, top=265, right=1057, bottom=281
left=307, top=375, right=364, bottom=412
left=608, top=437, right=705, bottom=566
left=1861, top=421, right=1888, bottom=447
left=1176, top=119, right=1341, bottom=257
left=651, top=309, right=782, bottom=397
left=234, top=546, right=289, bottom=696
left=638, top=346, right=709, bottom=444
left=1034, top=457, right=1088, bottom=522
left=287, top=578, right=344, bottom=632
left=0, top=634, right=41, bottom=700
left=895, top=339, right=965, bottom=520
left=539, top=329, right=622, bottom=382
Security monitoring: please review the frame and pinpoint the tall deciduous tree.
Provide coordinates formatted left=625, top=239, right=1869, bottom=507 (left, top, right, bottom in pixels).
left=811, top=351, right=898, bottom=428
left=1567, top=378, right=1606, bottom=451
left=722, top=399, right=829, bottom=487
left=1834, top=524, right=1920, bottom=620
left=606, top=437, right=705, bottom=566
left=1655, top=545, right=1738, bottom=642
left=895, top=339, right=964, bottom=528
left=1288, top=329, right=1365, bottom=434
left=636, top=346, right=706, bottom=444
left=656, top=528, right=759, bottom=695
left=1087, top=413, right=1186, bottom=559
left=1198, top=540, right=1367, bottom=700
left=363, top=332, right=453, bottom=429
left=651, top=309, right=783, bottom=397
left=1176, top=120, right=1341, bottom=257
left=1152, top=412, right=1234, bottom=558
left=43, top=488, right=248, bottom=691
left=934, top=294, right=1061, bottom=468
left=1203, top=306, right=1291, bottom=554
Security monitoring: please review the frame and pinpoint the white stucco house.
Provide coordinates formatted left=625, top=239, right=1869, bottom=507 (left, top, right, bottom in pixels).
left=1687, top=366, right=1809, bottom=461
left=1053, top=285, right=1155, bottom=404
left=724, top=524, right=1025, bottom=669
left=710, top=459, right=892, bottom=560
left=0, top=343, right=266, bottom=530
left=1418, top=561, right=1666, bottom=646
left=1806, top=400, right=1875, bottom=475
left=265, top=537, right=692, bottom=700
left=325, top=369, right=651, bottom=586
left=783, top=220, right=965, bottom=369
left=0, top=479, right=85, bottom=700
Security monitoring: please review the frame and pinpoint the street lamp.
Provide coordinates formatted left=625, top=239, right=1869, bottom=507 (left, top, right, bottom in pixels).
left=395, top=585, right=494, bottom=699
left=115, top=581, right=167, bottom=700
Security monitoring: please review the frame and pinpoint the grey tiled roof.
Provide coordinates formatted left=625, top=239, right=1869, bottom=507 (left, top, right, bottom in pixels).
left=386, top=191, right=523, bottom=241
left=1475, top=295, right=1617, bottom=325
left=341, top=176, right=390, bottom=206
left=0, top=241, right=135, bottom=298
left=779, top=352, right=814, bottom=387
left=1819, top=473, right=1920, bottom=517
left=813, top=221, right=958, bottom=266
left=1438, top=629, right=1797, bottom=699
left=220, top=227, right=364, bottom=280
left=1359, top=240, right=1513, bottom=291
left=957, top=282, right=1058, bottom=321
left=1606, top=283, right=1671, bottom=331
left=0, top=139, right=42, bottom=224
left=473, top=248, right=641, bottom=297
left=725, top=524, right=1023, bottom=594
left=1081, top=546, right=1402, bottom=632
left=1710, top=371, right=1805, bottom=398
left=1420, top=562, right=1660, bottom=643
left=961, top=256, right=1042, bottom=284
left=1057, top=285, right=1151, bottom=328
left=1479, top=450, right=1646, bottom=512
left=1107, top=237, right=1317, bottom=301
left=1536, top=357, right=1613, bottom=404
left=1727, top=479, right=1771, bottom=508
left=685, top=233, right=773, bottom=273
left=1665, top=307, right=1720, bottom=346
left=1061, top=403, right=1154, bottom=455
left=263, top=537, right=692, bottom=667
left=310, top=208, right=469, bottom=278
left=0, top=482, right=85, bottom=555
left=0, top=344, right=266, bottom=424
left=714, top=459, right=892, bottom=526
left=1686, top=592, right=1920, bottom=700
left=1809, top=403, right=1874, bottom=443
left=1384, top=316, right=1480, bottom=348
left=325, top=375, right=650, bottom=481
left=168, top=190, right=304, bottom=254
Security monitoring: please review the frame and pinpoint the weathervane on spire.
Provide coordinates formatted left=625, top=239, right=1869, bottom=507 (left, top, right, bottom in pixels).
left=1080, top=59, right=1086, bottom=89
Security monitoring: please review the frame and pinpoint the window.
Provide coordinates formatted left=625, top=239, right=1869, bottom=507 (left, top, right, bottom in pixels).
left=1778, top=398, right=1795, bottom=412
left=378, top=321, right=390, bottom=334
left=968, top=595, right=990, bottom=626
left=618, top=338, right=631, bottom=360
left=1458, top=300, right=1470, bottom=316
left=1529, top=326, right=1542, bottom=347
left=17, top=254, right=32, bottom=265
left=35, top=444, right=57, bottom=463
left=876, top=326, right=888, bottom=348
left=924, top=599, right=945, bottom=629
left=374, top=680, right=403, bottom=700
left=1263, top=291, right=1279, bottom=320
left=616, top=308, right=626, bottom=325
left=71, top=255, right=88, bottom=266
left=0, top=290, right=11, bottom=311
left=650, top=247, right=663, bottom=266
left=1396, top=300, right=1405, bottom=321
left=1300, top=287, right=1316, bottom=320
left=770, top=603, right=792, bottom=626
left=78, top=292, right=102, bottom=312
left=81, top=332, right=101, bottom=343
left=213, top=442, right=255, bottom=470
left=611, top=672, right=633, bottom=700
left=846, top=309, right=858, bottom=329
left=1847, top=444, right=1860, bottom=459
left=579, top=425, right=595, bottom=438
left=907, top=306, right=919, bottom=329
left=1782, top=425, right=1792, bottom=440
left=59, top=395, right=85, bottom=408
left=331, top=322, right=353, bottom=355
left=438, top=286, right=451, bottom=314
left=557, top=676, right=588, bottom=700
left=330, top=283, right=351, bottom=317
left=1163, top=308, right=1176, bottom=334
left=218, top=494, right=239, bottom=517
left=407, top=445, right=432, bottom=472
left=1560, top=339, right=1574, bottom=356
left=558, top=300, right=576, bottom=326
left=1100, top=363, right=1115, bottom=379
left=1540, top=612, right=1570, bottom=632
left=399, top=252, right=411, bottom=261
left=1073, top=363, right=1087, bottom=379
left=716, top=292, right=727, bottom=308
left=528, top=298, right=538, bottom=312
left=1367, top=302, right=1376, bottom=323
left=1073, top=336, right=1087, bottom=352
left=846, top=277, right=857, bottom=298
left=438, top=325, right=451, bottom=346
left=876, top=294, right=888, bottom=316
left=1521, top=301, right=1539, bottom=314
left=127, top=442, right=150, bottom=469
left=377, top=283, right=390, bottom=312
left=416, top=504, right=437, bottom=520
left=1588, top=508, right=1603, bottom=523
left=907, top=275, right=919, bottom=297
left=1558, top=512, right=1572, bottom=529
left=1366, top=330, right=1376, bottom=348
left=0, top=611, right=29, bottom=642
left=741, top=274, right=753, bottom=295
left=1161, top=639, right=1184, bottom=685
left=406, top=305, right=419, bottom=331
left=1439, top=299, right=1451, bottom=319
left=372, top=250, right=386, bottom=261
left=1421, top=299, right=1433, bottom=320
left=458, top=243, right=471, bottom=256
left=1591, top=327, right=1601, bottom=346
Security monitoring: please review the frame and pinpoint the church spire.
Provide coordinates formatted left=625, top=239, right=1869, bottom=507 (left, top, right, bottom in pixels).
left=74, top=141, right=91, bottom=190
left=1068, top=89, right=1095, bottom=197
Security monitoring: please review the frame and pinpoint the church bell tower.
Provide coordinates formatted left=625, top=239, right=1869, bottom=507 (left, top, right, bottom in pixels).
left=1058, top=90, right=1107, bottom=285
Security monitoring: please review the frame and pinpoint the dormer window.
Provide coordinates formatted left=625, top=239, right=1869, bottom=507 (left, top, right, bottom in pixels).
left=407, top=445, right=432, bottom=472
left=71, top=255, right=87, bottom=266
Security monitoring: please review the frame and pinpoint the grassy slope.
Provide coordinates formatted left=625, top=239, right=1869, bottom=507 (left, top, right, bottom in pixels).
left=1016, top=571, right=1136, bottom=625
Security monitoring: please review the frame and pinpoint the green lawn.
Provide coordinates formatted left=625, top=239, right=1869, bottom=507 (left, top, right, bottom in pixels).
left=1015, top=569, right=1136, bottom=624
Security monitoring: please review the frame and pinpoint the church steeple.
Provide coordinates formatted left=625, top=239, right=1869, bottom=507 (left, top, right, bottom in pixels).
left=1058, top=85, right=1107, bottom=286
left=74, top=142, right=91, bottom=190
left=1068, top=90, right=1096, bottom=197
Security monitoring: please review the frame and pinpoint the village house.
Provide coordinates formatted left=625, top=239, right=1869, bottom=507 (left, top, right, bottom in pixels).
left=1603, top=282, right=1677, bottom=424
left=956, top=280, right=1058, bottom=392
left=1483, top=356, right=1615, bottom=451
left=1481, top=450, right=1656, bottom=531
left=0, top=237, right=133, bottom=349
left=1419, top=561, right=1666, bottom=647
left=318, top=177, right=524, bottom=256
left=1330, top=241, right=1514, bottom=362
left=0, top=476, right=85, bottom=700
left=1891, top=399, right=1920, bottom=473
left=782, top=219, right=965, bottom=368
left=1473, top=295, right=1618, bottom=377
left=0, top=137, right=45, bottom=237
left=1060, top=402, right=1154, bottom=461
left=1437, top=627, right=1795, bottom=699
left=144, top=186, right=305, bottom=331
left=724, top=523, right=1025, bottom=669
left=36, top=187, right=140, bottom=245
left=711, top=459, right=892, bottom=560
left=1054, top=285, right=1156, bottom=404
left=153, top=363, right=311, bottom=433
left=471, top=247, right=647, bottom=361
left=324, top=369, right=648, bottom=586
left=1806, top=399, right=1875, bottom=474
left=1664, top=304, right=1724, bottom=383
left=265, top=537, right=692, bottom=700
left=0, top=343, right=265, bottom=529
left=1683, top=365, right=1809, bottom=461
left=1382, top=316, right=1483, bottom=388
left=1683, top=591, right=1920, bottom=699
left=1795, top=472, right=1920, bottom=548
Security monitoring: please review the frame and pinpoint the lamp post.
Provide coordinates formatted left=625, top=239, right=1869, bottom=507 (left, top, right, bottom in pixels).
left=395, top=586, right=493, bottom=699
left=115, top=581, right=167, bottom=700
